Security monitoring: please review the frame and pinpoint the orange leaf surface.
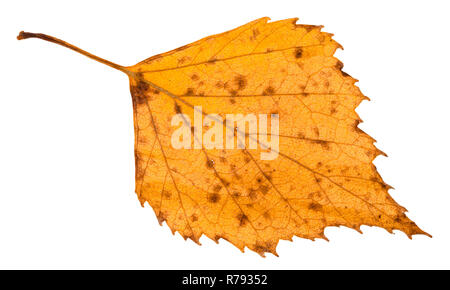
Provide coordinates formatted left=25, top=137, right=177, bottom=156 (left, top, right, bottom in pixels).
left=18, top=17, right=430, bottom=256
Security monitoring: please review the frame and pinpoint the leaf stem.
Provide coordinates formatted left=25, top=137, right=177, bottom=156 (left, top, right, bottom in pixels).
left=17, top=31, right=130, bottom=75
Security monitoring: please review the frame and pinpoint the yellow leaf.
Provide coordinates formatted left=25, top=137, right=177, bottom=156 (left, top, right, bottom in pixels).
left=18, top=17, right=430, bottom=257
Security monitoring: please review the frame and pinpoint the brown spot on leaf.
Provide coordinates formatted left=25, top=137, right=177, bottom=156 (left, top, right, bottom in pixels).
left=229, top=90, right=238, bottom=97
left=260, top=185, right=270, bottom=194
left=309, top=202, right=323, bottom=211
left=303, top=25, right=317, bottom=32
left=131, top=81, right=150, bottom=104
left=213, top=184, right=222, bottom=192
left=251, top=28, right=260, bottom=40
left=237, top=213, right=249, bottom=226
left=163, top=190, right=172, bottom=199
left=207, top=192, right=220, bottom=203
left=313, top=127, right=320, bottom=136
left=248, top=189, right=257, bottom=200
left=185, top=88, right=194, bottom=96
left=253, top=241, right=274, bottom=256
left=294, top=47, right=303, bottom=58
left=262, top=86, right=275, bottom=96
left=234, top=75, right=247, bottom=90
left=206, top=159, right=215, bottom=169
left=313, top=140, right=330, bottom=150
left=137, top=81, right=149, bottom=92
left=174, top=103, right=182, bottom=114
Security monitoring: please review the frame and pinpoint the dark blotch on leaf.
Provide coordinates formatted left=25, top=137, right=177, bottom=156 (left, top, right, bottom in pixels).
left=234, top=75, right=247, bottom=90
left=174, top=103, right=182, bottom=114
left=309, top=202, right=323, bottom=211
left=185, top=88, right=194, bottom=96
left=294, top=47, right=303, bottom=58
left=229, top=90, right=238, bottom=97
left=237, top=213, right=249, bottom=226
left=207, top=192, right=220, bottom=203
left=206, top=159, right=215, bottom=169
left=262, top=86, right=275, bottom=96
left=137, top=81, right=149, bottom=92
left=131, top=81, right=150, bottom=104
left=213, top=184, right=222, bottom=192
left=313, top=140, right=331, bottom=150
left=253, top=241, right=274, bottom=255
left=260, top=185, right=270, bottom=194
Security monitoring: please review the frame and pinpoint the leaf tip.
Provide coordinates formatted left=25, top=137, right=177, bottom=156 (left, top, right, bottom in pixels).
left=412, top=227, right=432, bottom=239
left=290, top=17, right=300, bottom=26
left=257, top=16, right=271, bottom=24
left=318, top=231, right=330, bottom=242
left=188, top=235, right=202, bottom=245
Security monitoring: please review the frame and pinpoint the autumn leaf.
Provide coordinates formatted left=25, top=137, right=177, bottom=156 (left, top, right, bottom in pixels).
left=18, top=17, right=430, bottom=257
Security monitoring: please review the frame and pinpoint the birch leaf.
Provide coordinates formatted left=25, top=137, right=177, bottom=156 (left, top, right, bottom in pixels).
left=18, top=17, right=430, bottom=257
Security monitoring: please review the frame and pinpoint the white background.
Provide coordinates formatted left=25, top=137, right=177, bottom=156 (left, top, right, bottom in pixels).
left=0, top=0, right=449, bottom=269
